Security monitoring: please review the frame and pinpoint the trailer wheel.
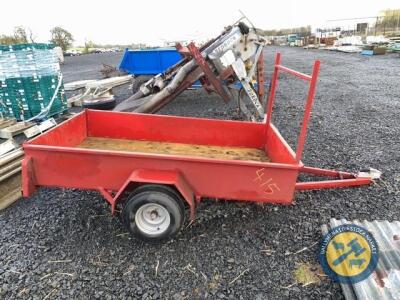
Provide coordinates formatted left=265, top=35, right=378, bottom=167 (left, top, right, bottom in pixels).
left=122, top=185, right=185, bottom=243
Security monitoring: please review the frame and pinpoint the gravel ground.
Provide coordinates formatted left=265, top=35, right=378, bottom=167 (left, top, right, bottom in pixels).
left=1, top=47, right=399, bottom=299
left=62, top=52, right=125, bottom=82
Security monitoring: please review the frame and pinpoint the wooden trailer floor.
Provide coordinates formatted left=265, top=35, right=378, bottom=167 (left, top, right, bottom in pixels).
left=77, top=137, right=270, bottom=162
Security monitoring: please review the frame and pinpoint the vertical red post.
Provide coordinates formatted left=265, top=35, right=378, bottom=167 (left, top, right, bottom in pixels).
left=295, top=60, right=321, bottom=163
left=265, top=53, right=281, bottom=130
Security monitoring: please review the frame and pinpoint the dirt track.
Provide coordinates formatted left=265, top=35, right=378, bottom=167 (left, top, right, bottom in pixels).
left=1, top=47, right=399, bottom=299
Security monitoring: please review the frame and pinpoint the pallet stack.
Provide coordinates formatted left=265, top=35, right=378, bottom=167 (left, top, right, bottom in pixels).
left=0, top=43, right=68, bottom=120
left=0, top=117, right=34, bottom=139
left=0, top=148, right=23, bottom=209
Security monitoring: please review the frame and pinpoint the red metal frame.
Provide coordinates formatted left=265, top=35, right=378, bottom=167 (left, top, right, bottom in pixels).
left=177, top=42, right=256, bottom=104
left=187, top=42, right=231, bottom=102
left=21, top=53, right=373, bottom=220
left=22, top=110, right=300, bottom=220
left=266, top=52, right=319, bottom=162
left=296, top=167, right=372, bottom=190
left=175, top=42, right=191, bottom=57
left=99, top=169, right=196, bottom=218
left=266, top=52, right=372, bottom=190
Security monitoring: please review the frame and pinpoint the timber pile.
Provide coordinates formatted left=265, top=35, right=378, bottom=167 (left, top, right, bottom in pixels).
left=0, top=120, right=34, bottom=139
left=0, top=118, right=16, bottom=129
left=0, top=148, right=23, bottom=209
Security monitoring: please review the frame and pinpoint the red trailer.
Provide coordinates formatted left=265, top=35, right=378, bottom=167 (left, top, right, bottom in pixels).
left=22, top=54, right=374, bottom=242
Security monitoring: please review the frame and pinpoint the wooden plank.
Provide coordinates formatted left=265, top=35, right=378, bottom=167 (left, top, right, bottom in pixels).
left=85, top=75, right=133, bottom=89
left=0, top=188, right=21, bottom=210
left=64, top=80, right=97, bottom=91
left=0, top=139, right=18, bottom=156
left=0, top=138, right=23, bottom=210
left=0, top=166, right=21, bottom=182
left=0, top=159, right=22, bottom=177
left=67, top=94, right=84, bottom=107
left=23, top=125, right=41, bottom=139
left=24, top=118, right=57, bottom=138
left=0, top=122, right=35, bottom=139
left=0, top=119, right=16, bottom=129
left=0, top=149, right=24, bottom=167
left=78, top=137, right=270, bottom=162
left=0, top=174, right=21, bottom=210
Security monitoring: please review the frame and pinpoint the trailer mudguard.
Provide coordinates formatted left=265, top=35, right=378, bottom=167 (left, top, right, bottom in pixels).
left=99, top=169, right=196, bottom=219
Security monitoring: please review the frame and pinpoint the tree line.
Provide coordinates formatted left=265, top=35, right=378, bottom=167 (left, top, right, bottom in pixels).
left=0, top=26, right=129, bottom=53
left=257, top=26, right=312, bottom=37
left=0, top=26, right=74, bottom=51
left=258, top=9, right=400, bottom=37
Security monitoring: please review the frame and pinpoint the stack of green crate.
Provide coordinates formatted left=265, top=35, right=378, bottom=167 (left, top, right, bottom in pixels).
left=20, top=75, right=67, bottom=118
left=0, top=43, right=68, bottom=121
left=0, top=43, right=54, bottom=52
left=0, top=78, right=31, bottom=119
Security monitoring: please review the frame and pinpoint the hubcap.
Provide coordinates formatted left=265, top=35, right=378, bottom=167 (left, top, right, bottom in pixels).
left=135, top=203, right=170, bottom=235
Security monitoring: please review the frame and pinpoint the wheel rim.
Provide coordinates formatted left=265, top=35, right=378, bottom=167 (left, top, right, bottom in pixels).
left=135, top=203, right=171, bottom=235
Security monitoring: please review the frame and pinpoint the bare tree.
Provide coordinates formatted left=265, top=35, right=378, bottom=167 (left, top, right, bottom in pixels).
left=0, top=26, right=31, bottom=45
left=50, top=26, right=74, bottom=51
left=27, top=28, right=36, bottom=43
left=0, top=34, right=15, bottom=45
left=14, top=26, right=28, bottom=43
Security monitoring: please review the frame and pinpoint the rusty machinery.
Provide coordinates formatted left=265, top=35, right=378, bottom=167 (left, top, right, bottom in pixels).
left=114, top=20, right=266, bottom=121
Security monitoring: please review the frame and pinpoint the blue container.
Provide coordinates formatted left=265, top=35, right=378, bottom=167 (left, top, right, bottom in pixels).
left=119, top=48, right=182, bottom=75
left=361, top=50, right=374, bottom=56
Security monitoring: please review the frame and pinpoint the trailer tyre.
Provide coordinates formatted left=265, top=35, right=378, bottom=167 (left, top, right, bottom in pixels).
left=122, top=185, right=185, bottom=243
left=82, top=98, right=116, bottom=110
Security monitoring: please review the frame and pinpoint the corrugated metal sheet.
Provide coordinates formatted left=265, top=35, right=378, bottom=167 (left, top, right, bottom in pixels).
left=322, top=219, right=400, bottom=300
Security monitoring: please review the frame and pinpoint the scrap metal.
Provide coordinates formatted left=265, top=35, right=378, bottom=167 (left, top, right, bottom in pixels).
left=65, top=75, right=133, bottom=107
left=322, top=218, right=400, bottom=300
left=114, top=20, right=266, bottom=120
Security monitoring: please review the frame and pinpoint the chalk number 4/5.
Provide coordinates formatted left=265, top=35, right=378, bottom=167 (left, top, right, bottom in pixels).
left=254, top=168, right=281, bottom=195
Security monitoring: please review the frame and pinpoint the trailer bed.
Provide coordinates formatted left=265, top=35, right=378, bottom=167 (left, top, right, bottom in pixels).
left=77, top=137, right=270, bottom=162
left=23, top=109, right=300, bottom=205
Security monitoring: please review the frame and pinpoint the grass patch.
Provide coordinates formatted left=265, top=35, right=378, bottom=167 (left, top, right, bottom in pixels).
left=293, top=262, right=324, bottom=287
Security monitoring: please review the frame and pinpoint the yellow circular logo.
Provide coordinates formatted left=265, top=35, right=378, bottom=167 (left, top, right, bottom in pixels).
left=319, top=224, right=379, bottom=283
left=326, top=231, right=371, bottom=277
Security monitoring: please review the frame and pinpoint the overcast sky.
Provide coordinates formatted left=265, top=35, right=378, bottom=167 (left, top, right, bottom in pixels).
left=1, top=0, right=399, bottom=46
